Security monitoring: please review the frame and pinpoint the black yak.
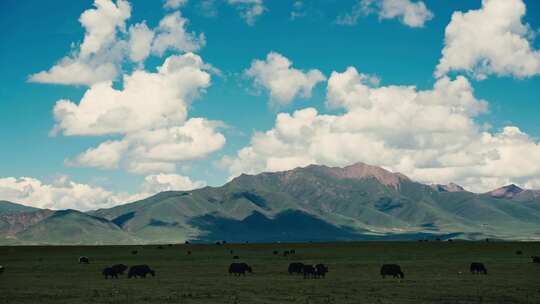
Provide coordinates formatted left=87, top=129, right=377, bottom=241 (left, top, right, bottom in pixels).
left=470, top=262, right=487, bottom=274
left=288, top=262, right=304, bottom=274
left=102, top=267, right=119, bottom=279
left=229, top=263, right=252, bottom=276
left=531, top=256, right=540, bottom=263
left=303, top=265, right=317, bottom=279
left=0, top=265, right=4, bottom=274
left=315, top=264, right=328, bottom=278
left=232, top=255, right=240, bottom=259
left=111, top=264, right=128, bottom=275
left=128, top=265, right=155, bottom=278
left=273, top=250, right=279, bottom=255
left=79, top=256, right=89, bottom=264
left=131, top=250, right=138, bottom=255
left=380, top=264, right=404, bottom=279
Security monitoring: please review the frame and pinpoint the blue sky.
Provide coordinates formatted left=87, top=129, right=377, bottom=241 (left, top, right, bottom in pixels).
left=1, top=0, right=539, bottom=210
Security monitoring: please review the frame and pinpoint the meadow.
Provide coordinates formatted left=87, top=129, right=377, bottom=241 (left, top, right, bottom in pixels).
left=0, top=242, right=539, bottom=304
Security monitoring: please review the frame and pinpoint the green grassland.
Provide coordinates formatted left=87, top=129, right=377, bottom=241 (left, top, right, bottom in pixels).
left=1, top=242, right=539, bottom=304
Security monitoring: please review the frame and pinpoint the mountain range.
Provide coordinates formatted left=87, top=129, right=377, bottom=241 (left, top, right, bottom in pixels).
left=1, top=163, right=539, bottom=244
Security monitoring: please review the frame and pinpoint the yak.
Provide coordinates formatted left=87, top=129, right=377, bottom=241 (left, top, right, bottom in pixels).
left=0, top=265, right=4, bottom=274
left=380, top=264, right=404, bottom=279
left=315, top=264, right=328, bottom=278
left=232, top=255, right=240, bottom=259
left=79, top=256, right=90, bottom=264
left=532, top=256, right=540, bottom=264
left=302, top=265, right=317, bottom=279
left=229, top=263, right=252, bottom=276
left=128, top=265, right=155, bottom=278
left=288, top=262, right=304, bottom=275
left=470, top=262, right=488, bottom=274
left=102, top=267, right=119, bottom=279
left=111, top=264, right=128, bottom=275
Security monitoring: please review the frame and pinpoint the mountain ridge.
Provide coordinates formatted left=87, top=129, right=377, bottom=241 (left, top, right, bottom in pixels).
left=2, top=163, right=540, bottom=244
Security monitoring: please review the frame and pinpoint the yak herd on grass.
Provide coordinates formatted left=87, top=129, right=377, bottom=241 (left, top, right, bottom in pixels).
left=1, top=249, right=537, bottom=281
left=64, top=250, right=540, bottom=281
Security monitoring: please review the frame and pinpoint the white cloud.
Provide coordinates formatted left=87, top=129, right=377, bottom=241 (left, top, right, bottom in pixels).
left=0, top=172, right=204, bottom=211
left=164, top=0, right=188, bottom=9
left=151, top=12, right=206, bottom=57
left=128, top=22, right=154, bottom=63
left=52, top=53, right=211, bottom=136
left=337, top=0, right=433, bottom=28
left=30, top=1, right=206, bottom=85
left=224, top=66, right=540, bottom=192
left=55, top=53, right=225, bottom=174
left=29, top=0, right=131, bottom=86
left=227, top=0, right=265, bottom=25
left=29, top=59, right=118, bottom=86
left=68, top=140, right=129, bottom=169
left=0, top=176, right=139, bottom=211
left=126, top=118, right=226, bottom=164
left=78, top=0, right=131, bottom=58
left=245, top=52, right=326, bottom=105
left=142, top=173, right=205, bottom=193
left=435, top=0, right=540, bottom=79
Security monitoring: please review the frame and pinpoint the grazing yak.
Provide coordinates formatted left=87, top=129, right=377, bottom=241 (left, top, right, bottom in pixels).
left=315, top=264, right=328, bottom=278
left=273, top=250, right=279, bottom=255
left=131, top=250, right=138, bottom=255
left=532, top=256, right=540, bottom=264
left=112, top=264, right=128, bottom=275
left=288, top=262, right=304, bottom=275
left=102, top=267, right=119, bottom=279
left=0, top=265, right=4, bottom=274
left=128, top=265, right=155, bottom=278
left=232, top=256, right=240, bottom=259
left=229, top=263, right=252, bottom=276
left=380, top=264, right=404, bottom=279
left=302, top=265, right=317, bottom=279
left=79, top=256, right=90, bottom=264
left=470, top=262, right=488, bottom=274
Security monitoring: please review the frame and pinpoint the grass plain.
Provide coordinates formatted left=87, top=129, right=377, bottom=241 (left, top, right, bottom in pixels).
left=0, top=242, right=539, bottom=304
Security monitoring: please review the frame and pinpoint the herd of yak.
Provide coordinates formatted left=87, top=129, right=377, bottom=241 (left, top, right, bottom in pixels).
left=1, top=249, right=538, bottom=281
left=68, top=252, right=540, bottom=280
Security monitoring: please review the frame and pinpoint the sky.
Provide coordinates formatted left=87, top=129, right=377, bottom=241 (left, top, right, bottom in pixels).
left=0, top=0, right=539, bottom=211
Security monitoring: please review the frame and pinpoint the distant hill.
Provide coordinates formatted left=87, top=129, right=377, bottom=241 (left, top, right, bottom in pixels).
left=2, top=163, right=540, bottom=244
left=0, top=201, right=39, bottom=214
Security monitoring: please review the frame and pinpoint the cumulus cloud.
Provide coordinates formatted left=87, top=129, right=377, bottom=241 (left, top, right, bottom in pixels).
left=0, top=172, right=204, bottom=211
left=245, top=52, right=326, bottom=105
left=29, top=0, right=131, bottom=85
left=435, top=0, right=540, bottom=79
left=142, top=173, right=205, bottom=193
left=52, top=53, right=211, bottom=136
left=164, top=0, right=188, bottom=9
left=68, top=140, right=129, bottom=169
left=151, top=12, right=206, bottom=57
left=337, top=0, right=433, bottom=28
left=30, top=0, right=205, bottom=85
left=224, top=66, right=540, bottom=192
left=0, top=176, right=140, bottom=211
left=54, top=53, right=225, bottom=174
left=128, top=22, right=154, bottom=63
left=227, top=0, right=265, bottom=25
